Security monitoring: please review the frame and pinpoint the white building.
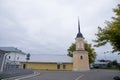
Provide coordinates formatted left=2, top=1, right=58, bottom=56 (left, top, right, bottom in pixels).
left=0, top=47, right=26, bottom=72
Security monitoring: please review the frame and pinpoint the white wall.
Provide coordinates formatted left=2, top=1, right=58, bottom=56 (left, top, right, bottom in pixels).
left=6, top=52, right=26, bottom=63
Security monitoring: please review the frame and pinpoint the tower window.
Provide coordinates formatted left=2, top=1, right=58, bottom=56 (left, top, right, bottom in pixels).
left=80, top=56, right=83, bottom=60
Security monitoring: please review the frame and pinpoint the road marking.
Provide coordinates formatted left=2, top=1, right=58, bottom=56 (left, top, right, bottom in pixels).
left=75, top=75, right=84, bottom=80
left=15, top=72, right=40, bottom=80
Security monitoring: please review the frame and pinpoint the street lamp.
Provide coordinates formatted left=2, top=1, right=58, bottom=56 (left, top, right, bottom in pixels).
left=26, top=53, right=30, bottom=62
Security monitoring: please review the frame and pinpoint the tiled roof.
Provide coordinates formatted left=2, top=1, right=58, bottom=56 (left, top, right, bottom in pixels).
left=22, top=54, right=73, bottom=63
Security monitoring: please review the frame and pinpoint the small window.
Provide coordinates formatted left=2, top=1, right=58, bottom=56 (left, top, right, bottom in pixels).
left=8, top=56, right=11, bottom=59
left=80, top=56, right=83, bottom=60
left=57, top=64, right=60, bottom=69
left=63, top=64, right=66, bottom=69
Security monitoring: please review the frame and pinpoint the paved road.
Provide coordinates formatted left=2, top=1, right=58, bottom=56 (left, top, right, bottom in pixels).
left=14, top=69, right=120, bottom=80
left=20, top=71, right=82, bottom=80
left=80, top=69, right=120, bottom=80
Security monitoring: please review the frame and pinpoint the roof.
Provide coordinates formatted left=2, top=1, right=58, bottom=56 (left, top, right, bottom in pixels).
left=0, top=50, right=5, bottom=53
left=76, top=32, right=83, bottom=38
left=0, top=47, right=26, bottom=54
left=21, top=54, right=73, bottom=63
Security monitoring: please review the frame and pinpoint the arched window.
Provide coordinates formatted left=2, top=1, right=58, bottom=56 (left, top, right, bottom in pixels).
left=80, top=56, right=83, bottom=60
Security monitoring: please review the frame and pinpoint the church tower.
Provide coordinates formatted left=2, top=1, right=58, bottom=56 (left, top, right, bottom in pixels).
left=73, top=19, right=89, bottom=71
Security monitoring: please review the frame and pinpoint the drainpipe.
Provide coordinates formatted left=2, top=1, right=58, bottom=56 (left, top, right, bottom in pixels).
left=0, top=53, right=9, bottom=72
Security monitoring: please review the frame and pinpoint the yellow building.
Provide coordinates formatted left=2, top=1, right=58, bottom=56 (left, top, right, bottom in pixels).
left=22, top=54, right=73, bottom=70
left=21, top=19, right=89, bottom=71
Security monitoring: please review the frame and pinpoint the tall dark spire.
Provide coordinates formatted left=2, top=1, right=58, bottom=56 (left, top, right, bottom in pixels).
left=78, top=18, right=80, bottom=33
left=76, top=18, right=84, bottom=38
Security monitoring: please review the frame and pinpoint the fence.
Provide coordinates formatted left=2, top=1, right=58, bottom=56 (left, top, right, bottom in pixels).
left=0, top=69, right=34, bottom=79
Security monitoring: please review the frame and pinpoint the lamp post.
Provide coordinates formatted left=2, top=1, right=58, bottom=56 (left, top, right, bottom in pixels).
left=23, top=53, right=30, bottom=69
left=26, top=53, right=30, bottom=62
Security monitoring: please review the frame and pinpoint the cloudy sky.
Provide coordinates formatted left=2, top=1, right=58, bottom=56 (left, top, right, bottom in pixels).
left=0, top=0, right=120, bottom=62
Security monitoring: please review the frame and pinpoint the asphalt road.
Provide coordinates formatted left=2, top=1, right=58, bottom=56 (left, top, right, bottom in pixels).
left=80, top=69, right=120, bottom=80
left=12, top=69, right=120, bottom=80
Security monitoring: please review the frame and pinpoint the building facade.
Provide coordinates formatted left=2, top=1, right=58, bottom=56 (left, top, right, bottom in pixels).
left=21, top=54, right=73, bottom=70
left=0, top=47, right=26, bottom=72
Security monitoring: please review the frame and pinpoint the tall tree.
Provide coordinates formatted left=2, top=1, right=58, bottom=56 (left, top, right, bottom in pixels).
left=94, top=4, right=120, bottom=54
left=67, top=42, right=96, bottom=64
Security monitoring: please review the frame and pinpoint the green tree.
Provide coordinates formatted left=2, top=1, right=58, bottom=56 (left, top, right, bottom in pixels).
left=112, top=60, right=118, bottom=66
left=93, top=4, right=120, bottom=54
left=67, top=43, right=76, bottom=57
left=67, top=42, right=96, bottom=64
